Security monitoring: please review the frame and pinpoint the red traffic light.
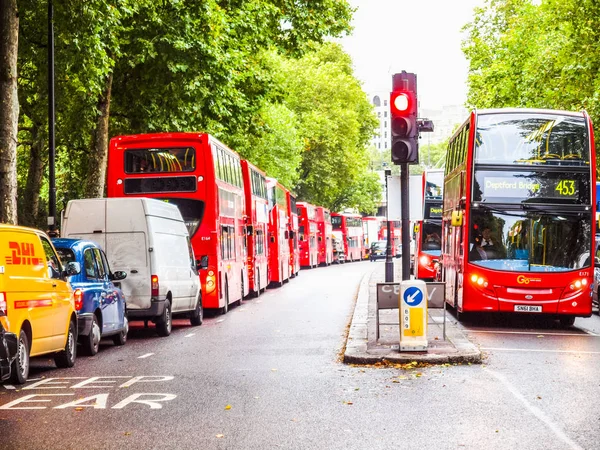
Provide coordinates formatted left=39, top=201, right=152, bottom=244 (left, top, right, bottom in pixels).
left=390, top=91, right=414, bottom=115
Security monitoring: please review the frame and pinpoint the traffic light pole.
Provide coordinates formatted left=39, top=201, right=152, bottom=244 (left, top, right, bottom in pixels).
left=401, top=163, right=410, bottom=280
left=384, top=169, right=394, bottom=282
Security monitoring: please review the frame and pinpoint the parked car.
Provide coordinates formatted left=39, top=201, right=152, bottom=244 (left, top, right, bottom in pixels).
left=53, top=238, right=129, bottom=355
left=0, top=317, right=18, bottom=382
left=61, top=197, right=204, bottom=337
left=369, top=240, right=388, bottom=261
left=0, top=224, right=80, bottom=384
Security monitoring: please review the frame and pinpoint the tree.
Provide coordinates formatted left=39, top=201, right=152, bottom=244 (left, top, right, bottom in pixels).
left=0, top=0, right=19, bottom=224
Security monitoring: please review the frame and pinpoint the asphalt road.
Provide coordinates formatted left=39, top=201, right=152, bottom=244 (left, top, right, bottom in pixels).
left=1, top=261, right=599, bottom=450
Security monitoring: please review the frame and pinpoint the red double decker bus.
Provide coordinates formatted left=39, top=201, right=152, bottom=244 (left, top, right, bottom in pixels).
left=107, top=132, right=248, bottom=314
left=331, top=213, right=364, bottom=262
left=241, top=160, right=269, bottom=297
left=441, top=109, right=596, bottom=326
left=379, top=220, right=402, bottom=257
left=266, top=177, right=291, bottom=286
left=414, top=169, right=443, bottom=280
left=287, top=192, right=300, bottom=278
left=297, top=202, right=319, bottom=268
left=316, top=206, right=333, bottom=266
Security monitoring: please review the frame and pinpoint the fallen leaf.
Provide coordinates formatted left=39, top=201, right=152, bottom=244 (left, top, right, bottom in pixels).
left=537, top=335, right=544, bottom=338
left=392, top=380, right=400, bottom=383
left=354, top=388, right=360, bottom=391
left=124, top=432, right=132, bottom=436
left=537, top=396, right=542, bottom=400
left=225, top=405, right=232, bottom=410
left=271, top=368, right=278, bottom=372
left=75, top=407, right=84, bottom=411
left=216, top=434, right=224, bottom=438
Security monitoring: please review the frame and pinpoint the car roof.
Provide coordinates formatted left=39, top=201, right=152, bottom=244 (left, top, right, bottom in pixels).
left=51, top=238, right=102, bottom=252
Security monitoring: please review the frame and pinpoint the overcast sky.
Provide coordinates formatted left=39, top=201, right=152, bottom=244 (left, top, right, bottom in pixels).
left=339, top=0, right=485, bottom=110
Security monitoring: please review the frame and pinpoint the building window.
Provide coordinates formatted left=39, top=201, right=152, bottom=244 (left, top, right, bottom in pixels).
left=384, top=132, right=387, bottom=138
left=378, top=112, right=381, bottom=117
left=384, top=111, right=388, bottom=117
left=385, top=142, right=388, bottom=149
left=384, top=100, right=388, bottom=106
left=384, top=121, right=387, bottom=128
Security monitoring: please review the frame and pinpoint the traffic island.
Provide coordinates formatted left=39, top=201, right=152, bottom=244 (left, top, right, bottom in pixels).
left=343, top=268, right=482, bottom=365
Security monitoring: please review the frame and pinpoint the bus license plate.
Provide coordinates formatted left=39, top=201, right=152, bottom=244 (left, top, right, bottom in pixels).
left=514, top=305, right=542, bottom=313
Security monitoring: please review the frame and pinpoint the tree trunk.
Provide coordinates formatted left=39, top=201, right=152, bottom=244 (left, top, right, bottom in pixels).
left=85, top=72, right=113, bottom=198
left=0, top=0, right=19, bottom=224
left=21, top=130, right=46, bottom=227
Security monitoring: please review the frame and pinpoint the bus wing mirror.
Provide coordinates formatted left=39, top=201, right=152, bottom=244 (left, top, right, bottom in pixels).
left=197, top=256, right=208, bottom=270
left=451, top=211, right=463, bottom=227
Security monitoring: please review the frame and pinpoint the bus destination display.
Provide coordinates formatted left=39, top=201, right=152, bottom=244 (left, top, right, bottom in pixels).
left=482, top=176, right=579, bottom=200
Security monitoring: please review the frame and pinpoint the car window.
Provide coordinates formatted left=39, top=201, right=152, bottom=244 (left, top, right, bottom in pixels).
left=83, top=248, right=99, bottom=279
left=55, top=248, right=76, bottom=264
left=98, top=249, right=112, bottom=275
left=93, top=248, right=108, bottom=279
left=40, top=236, right=62, bottom=279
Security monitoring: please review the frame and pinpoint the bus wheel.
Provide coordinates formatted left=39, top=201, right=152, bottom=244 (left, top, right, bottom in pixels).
left=559, top=315, right=575, bottom=328
left=254, top=269, right=261, bottom=298
left=222, top=280, right=229, bottom=314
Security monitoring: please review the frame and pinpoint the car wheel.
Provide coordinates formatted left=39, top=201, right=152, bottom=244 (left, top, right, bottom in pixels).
left=82, top=314, right=101, bottom=356
left=55, top=320, right=77, bottom=368
left=10, top=329, right=29, bottom=385
left=190, top=295, right=203, bottom=326
left=156, top=299, right=172, bottom=337
left=113, top=316, right=128, bottom=346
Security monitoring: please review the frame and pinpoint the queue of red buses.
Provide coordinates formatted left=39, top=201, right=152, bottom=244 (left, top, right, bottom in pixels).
left=297, top=202, right=319, bottom=268
left=332, top=213, right=365, bottom=262
left=440, top=109, right=596, bottom=326
left=316, top=206, right=333, bottom=265
left=414, top=169, right=443, bottom=280
left=107, top=132, right=372, bottom=314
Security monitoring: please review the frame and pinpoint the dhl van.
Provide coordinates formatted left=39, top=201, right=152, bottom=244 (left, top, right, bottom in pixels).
left=0, top=225, right=80, bottom=384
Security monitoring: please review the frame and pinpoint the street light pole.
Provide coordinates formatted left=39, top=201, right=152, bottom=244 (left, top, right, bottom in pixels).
left=384, top=169, right=393, bottom=282
left=48, top=0, right=57, bottom=236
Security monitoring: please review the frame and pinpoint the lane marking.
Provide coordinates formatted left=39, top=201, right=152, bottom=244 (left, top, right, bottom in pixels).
left=482, top=347, right=600, bottom=355
left=468, top=330, right=599, bottom=337
left=488, top=369, right=584, bottom=450
left=184, top=333, right=195, bottom=338
left=138, top=353, right=154, bottom=359
left=216, top=319, right=224, bottom=323
left=3, top=385, right=15, bottom=390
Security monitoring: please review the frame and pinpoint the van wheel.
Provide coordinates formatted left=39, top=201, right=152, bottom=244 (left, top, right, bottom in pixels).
left=82, top=314, right=101, bottom=356
left=113, top=317, right=128, bottom=346
left=10, top=329, right=30, bottom=385
left=156, top=299, right=172, bottom=337
left=190, top=295, right=203, bottom=326
left=222, top=281, right=229, bottom=314
left=55, top=320, right=77, bottom=368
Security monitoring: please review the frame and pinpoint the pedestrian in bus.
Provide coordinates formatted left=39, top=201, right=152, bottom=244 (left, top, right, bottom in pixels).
left=469, top=235, right=488, bottom=261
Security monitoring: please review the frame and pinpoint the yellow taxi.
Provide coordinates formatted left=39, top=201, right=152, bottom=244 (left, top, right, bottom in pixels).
left=0, top=224, right=80, bottom=384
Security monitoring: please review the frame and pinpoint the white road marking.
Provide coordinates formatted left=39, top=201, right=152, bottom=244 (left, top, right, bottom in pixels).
left=482, top=347, right=600, bottom=355
left=184, top=333, right=195, bottom=338
left=488, top=369, right=584, bottom=450
left=138, top=353, right=154, bottom=359
left=468, top=330, right=599, bottom=337
left=216, top=319, right=224, bottom=323
left=3, top=385, right=15, bottom=390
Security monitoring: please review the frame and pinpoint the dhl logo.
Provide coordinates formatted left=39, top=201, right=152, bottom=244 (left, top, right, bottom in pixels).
left=14, top=299, right=53, bottom=309
left=5, top=241, right=42, bottom=266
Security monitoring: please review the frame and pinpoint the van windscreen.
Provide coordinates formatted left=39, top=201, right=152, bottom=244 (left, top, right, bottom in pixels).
left=160, top=198, right=205, bottom=237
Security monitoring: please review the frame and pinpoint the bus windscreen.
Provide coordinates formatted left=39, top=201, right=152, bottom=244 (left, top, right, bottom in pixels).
left=125, top=147, right=196, bottom=173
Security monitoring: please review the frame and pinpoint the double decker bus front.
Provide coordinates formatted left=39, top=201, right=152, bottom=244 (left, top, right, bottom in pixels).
left=464, top=111, right=595, bottom=319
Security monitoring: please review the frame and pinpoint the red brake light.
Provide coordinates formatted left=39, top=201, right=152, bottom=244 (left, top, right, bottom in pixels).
left=73, top=289, right=83, bottom=311
left=151, top=275, right=159, bottom=297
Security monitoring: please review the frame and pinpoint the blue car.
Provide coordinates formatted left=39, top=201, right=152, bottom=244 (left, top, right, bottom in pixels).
left=52, top=238, right=128, bottom=356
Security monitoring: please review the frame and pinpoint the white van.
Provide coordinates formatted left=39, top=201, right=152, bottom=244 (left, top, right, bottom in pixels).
left=61, top=198, right=203, bottom=336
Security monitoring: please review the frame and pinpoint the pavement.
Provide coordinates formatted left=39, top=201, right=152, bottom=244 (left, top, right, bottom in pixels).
left=343, top=260, right=482, bottom=365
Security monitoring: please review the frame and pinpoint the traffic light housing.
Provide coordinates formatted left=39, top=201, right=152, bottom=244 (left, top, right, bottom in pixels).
left=390, top=72, right=418, bottom=164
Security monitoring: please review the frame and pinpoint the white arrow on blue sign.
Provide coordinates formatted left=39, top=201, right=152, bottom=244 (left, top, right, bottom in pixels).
left=403, top=286, right=423, bottom=307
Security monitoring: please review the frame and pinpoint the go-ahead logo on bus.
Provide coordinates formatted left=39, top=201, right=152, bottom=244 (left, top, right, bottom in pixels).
left=517, top=275, right=542, bottom=285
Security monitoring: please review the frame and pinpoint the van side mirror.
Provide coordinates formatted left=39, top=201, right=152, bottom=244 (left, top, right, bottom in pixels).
left=63, top=261, right=81, bottom=277
left=110, top=270, right=127, bottom=281
left=197, top=255, right=209, bottom=270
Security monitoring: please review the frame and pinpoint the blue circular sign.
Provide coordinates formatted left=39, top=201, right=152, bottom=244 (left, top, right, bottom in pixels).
left=403, top=286, right=423, bottom=307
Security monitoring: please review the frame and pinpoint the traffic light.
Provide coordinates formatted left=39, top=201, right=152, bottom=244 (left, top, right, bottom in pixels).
left=390, top=72, right=418, bottom=164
